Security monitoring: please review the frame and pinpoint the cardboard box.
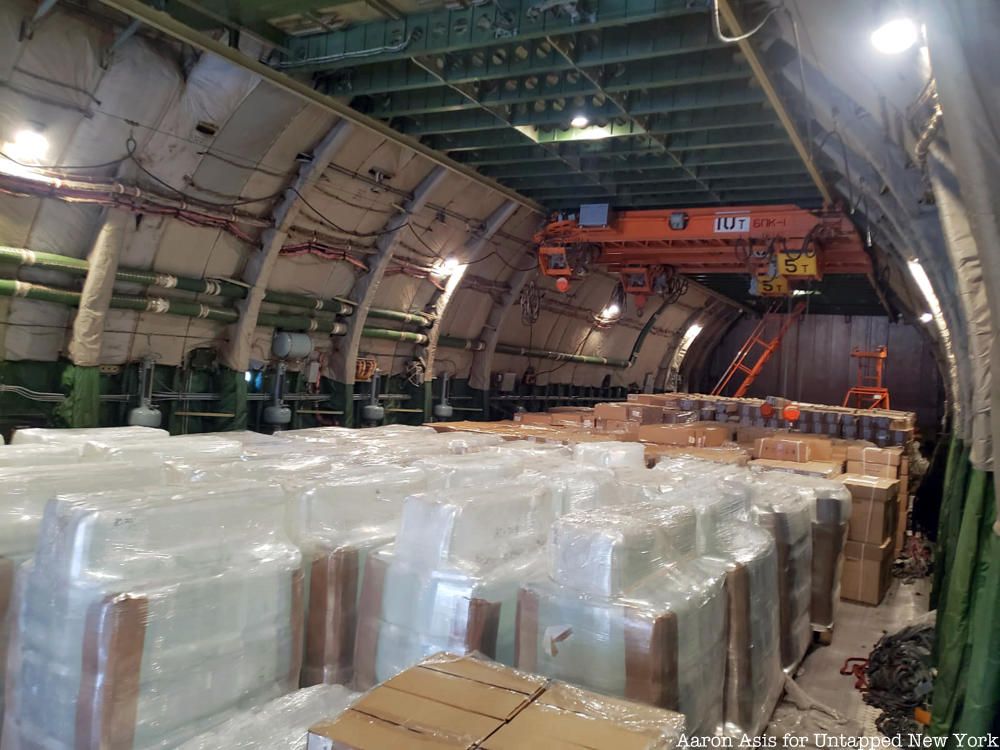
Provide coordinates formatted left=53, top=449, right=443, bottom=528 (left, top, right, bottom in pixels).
left=755, top=437, right=813, bottom=463
left=593, top=403, right=632, bottom=422
left=627, top=394, right=679, bottom=407
left=513, top=413, right=552, bottom=426
left=595, top=419, right=640, bottom=437
left=840, top=538, right=893, bottom=605
left=846, top=445, right=902, bottom=466
left=841, top=474, right=900, bottom=503
left=748, top=459, right=844, bottom=479
left=549, top=413, right=595, bottom=429
left=847, top=489, right=898, bottom=546
left=636, top=423, right=728, bottom=448
left=661, top=409, right=698, bottom=425
left=845, top=460, right=898, bottom=479
left=736, top=426, right=780, bottom=446
left=797, top=436, right=834, bottom=461
left=625, top=403, right=667, bottom=425
left=308, top=655, right=684, bottom=750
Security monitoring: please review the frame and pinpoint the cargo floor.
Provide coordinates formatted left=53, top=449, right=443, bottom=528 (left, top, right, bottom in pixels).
left=792, top=577, right=932, bottom=734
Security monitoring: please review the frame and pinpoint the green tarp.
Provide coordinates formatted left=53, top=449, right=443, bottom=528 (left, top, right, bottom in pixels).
left=931, top=437, right=1000, bottom=740
left=54, top=365, right=101, bottom=428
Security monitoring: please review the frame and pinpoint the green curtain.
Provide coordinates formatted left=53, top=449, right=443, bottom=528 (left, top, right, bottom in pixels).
left=931, top=436, right=1000, bottom=739
left=216, top=367, right=248, bottom=432
left=53, top=365, right=101, bottom=428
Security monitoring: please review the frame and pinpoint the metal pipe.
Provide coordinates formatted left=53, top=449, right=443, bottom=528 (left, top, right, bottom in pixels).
left=493, top=342, right=630, bottom=368
left=367, top=307, right=434, bottom=327
left=0, top=246, right=353, bottom=314
left=362, top=326, right=430, bottom=345
left=0, top=279, right=348, bottom=333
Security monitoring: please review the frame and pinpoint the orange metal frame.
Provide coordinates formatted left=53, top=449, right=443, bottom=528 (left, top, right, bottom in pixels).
left=534, top=204, right=871, bottom=276
left=843, top=347, right=891, bottom=409
left=712, top=301, right=807, bottom=397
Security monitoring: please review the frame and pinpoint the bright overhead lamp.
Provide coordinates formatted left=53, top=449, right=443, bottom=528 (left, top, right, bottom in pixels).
left=431, top=257, right=461, bottom=278
left=601, top=302, right=620, bottom=318
left=570, top=115, right=589, bottom=128
left=5, top=127, right=49, bottom=164
left=870, top=17, right=918, bottom=54
left=918, top=312, right=933, bottom=323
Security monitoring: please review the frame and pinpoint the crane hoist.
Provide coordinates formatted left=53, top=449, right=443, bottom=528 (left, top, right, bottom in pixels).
left=533, top=203, right=871, bottom=306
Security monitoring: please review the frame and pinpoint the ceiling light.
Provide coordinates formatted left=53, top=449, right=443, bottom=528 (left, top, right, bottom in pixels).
left=685, top=323, right=703, bottom=339
left=5, top=127, right=49, bottom=164
left=432, top=257, right=461, bottom=278
left=870, top=17, right=918, bottom=54
left=570, top=115, right=589, bottom=128
left=919, top=312, right=933, bottom=323
left=600, top=303, right=620, bottom=318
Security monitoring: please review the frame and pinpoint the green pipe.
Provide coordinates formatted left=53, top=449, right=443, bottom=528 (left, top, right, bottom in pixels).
left=0, top=279, right=347, bottom=333
left=362, top=326, right=429, bottom=345
left=493, top=342, right=630, bottom=368
left=0, top=246, right=352, bottom=315
left=627, top=298, right=672, bottom=365
left=367, top=307, right=434, bottom=327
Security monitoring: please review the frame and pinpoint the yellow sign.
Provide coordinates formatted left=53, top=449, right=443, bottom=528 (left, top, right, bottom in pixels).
left=755, top=275, right=789, bottom=296
left=776, top=251, right=820, bottom=279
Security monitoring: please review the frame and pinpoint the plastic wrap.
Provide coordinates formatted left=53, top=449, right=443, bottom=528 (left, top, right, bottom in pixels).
left=414, top=453, right=524, bottom=489
left=573, top=441, right=646, bottom=469
left=0, top=443, right=84, bottom=468
left=310, top=653, right=685, bottom=749
left=711, top=522, right=783, bottom=738
left=749, top=480, right=813, bottom=673
left=176, top=684, right=359, bottom=750
left=445, top=432, right=505, bottom=454
left=535, top=463, right=620, bottom=514
left=518, top=535, right=727, bottom=737
left=165, top=454, right=346, bottom=485
left=353, top=481, right=557, bottom=687
left=81, top=435, right=244, bottom=463
left=10, top=426, right=168, bottom=445
left=3, top=481, right=302, bottom=750
left=290, top=466, right=428, bottom=686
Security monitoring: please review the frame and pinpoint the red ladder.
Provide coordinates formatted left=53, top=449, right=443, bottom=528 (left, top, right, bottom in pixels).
left=711, top=301, right=807, bottom=397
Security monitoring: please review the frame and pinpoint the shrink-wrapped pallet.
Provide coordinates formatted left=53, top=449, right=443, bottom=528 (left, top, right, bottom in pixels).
left=10, top=426, right=168, bottom=445
left=573, top=441, right=646, bottom=469
left=749, top=480, right=813, bottom=673
left=0, top=443, right=84, bottom=468
left=176, top=685, right=359, bottom=750
left=353, top=480, right=557, bottom=687
left=81, top=435, right=244, bottom=463
left=535, top=463, right=620, bottom=514
left=784, top=476, right=852, bottom=630
left=711, top=523, right=783, bottom=737
left=289, top=466, right=428, bottom=686
left=516, top=506, right=727, bottom=737
left=3, top=482, right=302, bottom=750
left=414, top=453, right=524, bottom=489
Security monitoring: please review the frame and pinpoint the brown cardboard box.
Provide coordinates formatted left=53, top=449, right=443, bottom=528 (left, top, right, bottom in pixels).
left=550, top=413, right=595, bottom=429
left=627, top=394, right=680, bottom=407
left=755, top=437, right=813, bottom=463
left=548, top=407, right=595, bottom=415
left=845, top=460, right=898, bottom=479
left=625, top=403, right=666, bottom=425
left=593, top=403, right=633, bottom=422
left=846, top=445, right=903, bottom=466
left=637, top=423, right=728, bottom=447
left=748, top=459, right=844, bottom=479
left=847, top=489, right=898, bottom=546
left=595, top=419, right=640, bottom=437
left=736, top=426, right=780, bottom=446
left=513, top=412, right=553, bottom=426
left=797, top=436, right=834, bottom=461
left=841, top=474, right=900, bottom=503
left=661, top=409, right=698, bottom=425
left=308, top=656, right=684, bottom=750
left=303, top=547, right=362, bottom=686
left=840, top=538, right=893, bottom=605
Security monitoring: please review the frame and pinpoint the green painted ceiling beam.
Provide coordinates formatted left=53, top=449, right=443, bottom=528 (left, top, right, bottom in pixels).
left=544, top=189, right=824, bottom=210
left=499, top=163, right=812, bottom=191
left=428, top=123, right=786, bottom=153
left=325, top=47, right=746, bottom=101
left=479, top=156, right=808, bottom=181
left=454, top=142, right=800, bottom=167
left=279, top=0, right=707, bottom=72
left=518, top=176, right=820, bottom=200
left=388, top=83, right=766, bottom=133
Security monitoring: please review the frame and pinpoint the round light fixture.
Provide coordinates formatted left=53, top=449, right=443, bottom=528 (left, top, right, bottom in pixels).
left=570, top=115, right=589, bottom=128
left=601, top=303, right=620, bottom=317
left=432, top=257, right=461, bottom=278
left=870, top=17, right=918, bottom=54
left=919, top=312, right=933, bottom=323
left=8, top=128, right=49, bottom=163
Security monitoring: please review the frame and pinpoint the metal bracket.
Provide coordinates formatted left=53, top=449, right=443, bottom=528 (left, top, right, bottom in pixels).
left=19, top=0, right=60, bottom=41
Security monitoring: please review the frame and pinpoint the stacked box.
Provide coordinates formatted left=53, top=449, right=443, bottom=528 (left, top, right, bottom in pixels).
left=4, top=482, right=303, bottom=749
left=352, top=481, right=557, bottom=687
left=290, top=466, right=428, bottom=687
left=308, top=654, right=685, bottom=750
left=516, top=506, right=726, bottom=737
left=749, top=480, right=813, bottom=673
left=573, top=441, right=646, bottom=469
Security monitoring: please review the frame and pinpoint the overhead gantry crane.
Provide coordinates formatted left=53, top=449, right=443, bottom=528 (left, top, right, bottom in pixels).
left=533, top=203, right=872, bottom=303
